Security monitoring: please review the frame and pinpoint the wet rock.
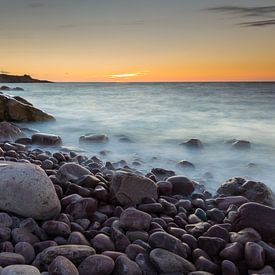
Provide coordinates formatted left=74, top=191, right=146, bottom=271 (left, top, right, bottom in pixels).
left=245, top=242, right=265, bottom=270
left=1, top=265, right=40, bottom=275
left=231, top=140, right=251, bottom=150
left=78, top=254, right=114, bottom=275
left=0, top=161, right=61, bottom=220
left=31, top=133, right=62, bottom=145
left=233, top=202, right=275, bottom=243
left=110, top=172, right=158, bottom=205
left=220, top=242, right=243, bottom=262
left=14, top=242, right=35, bottom=264
left=112, top=255, right=141, bottom=275
left=34, top=245, right=95, bottom=269
left=149, top=231, right=188, bottom=258
left=217, top=177, right=275, bottom=206
left=120, top=207, right=152, bottom=231
left=150, top=248, right=195, bottom=273
left=230, top=227, right=261, bottom=244
left=198, top=236, right=226, bottom=257
left=177, top=160, right=195, bottom=169
left=0, top=252, right=25, bottom=266
left=180, top=138, right=203, bottom=149
left=156, top=181, right=173, bottom=196
left=167, top=175, right=195, bottom=196
left=57, top=163, right=91, bottom=182
left=42, top=221, right=71, bottom=237
left=215, top=196, right=249, bottom=210
left=206, top=208, right=225, bottom=223
left=91, top=233, right=115, bottom=253
left=48, top=255, right=79, bottom=275
left=0, top=122, right=22, bottom=142
left=79, top=134, right=109, bottom=143
left=151, top=168, right=175, bottom=181
left=65, top=198, right=97, bottom=219
left=0, top=93, right=55, bottom=122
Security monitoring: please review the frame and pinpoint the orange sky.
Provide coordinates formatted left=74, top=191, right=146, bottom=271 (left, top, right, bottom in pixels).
left=1, top=1, right=275, bottom=82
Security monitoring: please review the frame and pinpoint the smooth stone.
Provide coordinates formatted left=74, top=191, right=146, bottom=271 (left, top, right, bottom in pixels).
left=148, top=231, right=188, bottom=258
left=0, top=252, right=25, bottom=266
left=195, top=256, right=219, bottom=274
left=91, top=233, right=115, bottom=253
left=31, top=133, right=62, bottom=145
left=258, top=241, right=275, bottom=262
left=219, top=242, right=243, bottom=262
left=79, top=134, right=109, bottom=143
left=233, top=202, right=275, bottom=243
left=14, top=242, right=35, bottom=264
left=34, top=245, right=95, bottom=269
left=42, top=221, right=71, bottom=237
left=248, top=265, right=275, bottom=274
left=217, top=177, right=275, bottom=206
left=151, top=168, right=175, bottom=181
left=68, top=232, right=90, bottom=246
left=33, top=241, right=57, bottom=254
left=166, top=175, right=195, bottom=196
left=221, top=260, right=239, bottom=275
left=232, top=140, right=251, bottom=150
left=0, top=122, right=22, bottom=142
left=110, top=172, right=158, bottom=205
left=126, top=231, right=149, bottom=242
left=206, top=208, right=225, bottom=223
left=156, top=181, right=173, bottom=196
left=198, top=236, right=226, bottom=257
left=135, top=253, right=158, bottom=275
left=111, top=255, right=141, bottom=275
left=245, top=242, right=265, bottom=269
left=150, top=248, right=195, bottom=273
left=177, top=160, right=195, bottom=169
left=230, top=227, right=261, bottom=244
left=111, top=227, right=130, bottom=253
left=0, top=228, right=11, bottom=241
left=102, top=251, right=124, bottom=261
left=0, top=161, right=61, bottom=220
left=194, top=208, right=207, bottom=222
left=181, top=234, right=197, bottom=250
left=57, top=163, right=91, bottom=182
left=120, top=207, right=152, bottom=231
left=78, top=254, right=114, bottom=275
left=138, top=203, right=163, bottom=213
left=1, top=265, right=40, bottom=275
left=125, top=244, right=146, bottom=260
left=48, top=256, right=79, bottom=275
left=215, top=196, right=249, bottom=210
left=12, top=228, right=39, bottom=245
left=203, top=225, right=229, bottom=242
left=180, top=138, right=203, bottom=149
left=65, top=198, right=98, bottom=219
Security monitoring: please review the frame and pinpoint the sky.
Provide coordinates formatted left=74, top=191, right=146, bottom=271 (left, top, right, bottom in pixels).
left=0, top=0, right=275, bottom=82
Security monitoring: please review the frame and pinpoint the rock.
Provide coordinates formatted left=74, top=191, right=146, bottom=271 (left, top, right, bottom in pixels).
left=91, top=233, right=115, bottom=253
left=206, top=208, right=225, bottom=223
left=248, top=265, right=275, bottom=274
left=148, top=231, right=188, bottom=258
left=0, top=213, right=13, bottom=228
left=112, top=255, right=141, bottom=275
left=126, top=244, right=146, bottom=260
left=78, top=255, right=114, bottom=275
left=79, top=134, right=109, bottom=143
left=151, top=168, right=175, bottom=181
left=48, top=256, right=79, bottom=275
left=258, top=241, right=275, bottom=262
left=220, top=242, right=244, bottom=262
left=110, top=172, right=158, bottom=205
left=231, top=140, right=251, bottom=149
left=0, top=252, right=25, bottom=266
left=215, top=196, right=249, bottom=210
left=0, top=122, right=22, bottom=142
left=217, top=177, right=275, bottom=206
left=230, top=227, right=261, bottom=244
left=203, top=225, right=229, bottom=242
left=57, top=163, right=91, bottom=182
left=65, top=198, right=97, bottom=219
left=166, top=175, right=195, bottom=196
left=245, top=242, right=265, bottom=270
left=42, top=221, right=71, bottom=237
left=111, top=227, right=130, bottom=253
left=31, top=133, right=62, bottom=146
left=120, top=208, right=152, bottom=231
left=0, top=161, right=61, bottom=220
left=14, top=242, right=35, bottom=264
left=1, top=265, right=40, bottom=275
left=198, top=236, right=226, bottom=257
left=233, top=202, right=275, bottom=243
left=12, top=228, right=39, bottom=244
left=150, top=248, right=195, bottom=273
left=221, top=260, right=239, bottom=275
left=0, top=93, right=54, bottom=122
left=180, top=138, right=203, bottom=149
left=135, top=253, right=157, bottom=275
left=177, top=160, right=195, bottom=169
left=195, top=256, right=219, bottom=274
left=34, top=245, right=95, bottom=269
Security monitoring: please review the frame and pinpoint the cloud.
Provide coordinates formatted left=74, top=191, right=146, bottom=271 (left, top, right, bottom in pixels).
left=206, top=5, right=275, bottom=28
left=108, top=71, right=149, bottom=79
left=29, top=2, right=44, bottom=8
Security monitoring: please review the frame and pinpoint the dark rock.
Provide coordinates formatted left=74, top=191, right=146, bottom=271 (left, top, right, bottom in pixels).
left=245, top=242, right=265, bottom=269
left=42, top=221, right=71, bottom=237
left=180, top=138, right=203, bottom=149
left=12, top=228, right=39, bottom=245
left=195, top=256, right=220, bottom=274
left=167, top=175, right=195, bottom=196
left=203, top=225, right=229, bottom=242
left=125, top=244, right=146, bottom=260
left=65, top=198, right=98, bottom=219
left=0, top=122, right=22, bottom=142
left=14, top=242, right=35, bottom=264
left=111, top=227, right=130, bottom=253
left=0, top=213, right=12, bottom=228
left=57, top=163, right=91, bottom=182
left=91, top=233, right=115, bottom=253
left=48, top=255, right=79, bottom=275
left=113, top=255, right=141, bottom=275
left=177, top=160, right=195, bottom=169
left=0, top=252, right=25, bottom=266
left=198, top=236, right=226, bottom=257
left=31, top=133, right=61, bottom=145
left=230, top=227, right=261, bottom=244
left=156, top=181, right=173, bottom=196
left=220, top=242, right=243, bottom=262
left=67, top=232, right=90, bottom=246
left=79, top=134, right=109, bottom=143
left=231, top=140, right=251, bottom=149
left=151, top=168, right=175, bottom=181
left=215, top=196, right=249, bottom=210
left=221, top=260, right=239, bottom=275
left=1, top=265, right=40, bottom=275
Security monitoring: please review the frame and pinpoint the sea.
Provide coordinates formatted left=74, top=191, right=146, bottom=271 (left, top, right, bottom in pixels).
left=5, top=82, right=275, bottom=192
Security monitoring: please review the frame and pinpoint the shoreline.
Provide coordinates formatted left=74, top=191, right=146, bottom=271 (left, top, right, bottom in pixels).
left=0, top=139, right=275, bottom=274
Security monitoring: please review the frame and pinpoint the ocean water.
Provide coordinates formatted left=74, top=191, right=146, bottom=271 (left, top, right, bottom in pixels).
left=5, top=82, right=275, bottom=192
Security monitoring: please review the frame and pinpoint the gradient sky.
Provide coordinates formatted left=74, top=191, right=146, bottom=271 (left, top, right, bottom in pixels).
left=0, top=0, right=275, bottom=82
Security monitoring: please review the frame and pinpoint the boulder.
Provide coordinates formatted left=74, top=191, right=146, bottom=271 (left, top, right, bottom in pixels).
left=177, top=160, right=195, bottom=169
left=0, top=161, right=61, bottom=220
left=180, top=138, right=203, bottom=149
left=31, top=133, right=62, bottom=146
left=0, top=93, right=54, bottom=122
left=110, top=172, right=158, bottom=205
left=233, top=202, right=275, bottom=243
left=79, top=134, right=109, bottom=143
left=167, top=175, right=195, bottom=196
left=0, top=122, right=23, bottom=142
left=217, top=177, right=275, bottom=206
left=151, top=168, right=175, bottom=181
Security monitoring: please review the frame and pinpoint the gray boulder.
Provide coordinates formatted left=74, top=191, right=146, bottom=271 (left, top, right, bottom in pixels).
left=0, top=122, right=23, bottom=142
left=0, top=161, right=61, bottom=220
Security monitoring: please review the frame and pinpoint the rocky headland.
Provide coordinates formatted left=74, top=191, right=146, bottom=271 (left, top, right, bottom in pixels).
left=0, top=74, right=52, bottom=83
left=0, top=118, right=275, bottom=274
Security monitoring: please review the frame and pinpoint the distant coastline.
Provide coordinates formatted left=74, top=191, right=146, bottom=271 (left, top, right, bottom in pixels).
left=0, top=74, right=52, bottom=83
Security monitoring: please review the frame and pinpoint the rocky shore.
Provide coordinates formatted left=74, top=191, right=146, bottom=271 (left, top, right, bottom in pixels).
left=0, top=128, right=275, bottom=275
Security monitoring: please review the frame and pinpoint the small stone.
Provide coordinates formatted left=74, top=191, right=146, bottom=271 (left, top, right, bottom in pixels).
left=195, top=256, right=219, bottom=274
left=65, top=198, right=97, bottom=219
left=198, top=236, right=226, bottom=257
left=125, top=244, right=146, bottom=260
left=0, top=252, right=25, bottom=266
left=1, top=265, right=40, bottom=275
left=220, top=242, right=243, bottom=262
left=206, top=208, right=225, bottom=223
left=230, top=227, right=261, bottom=244
left=194, top=208, right=207, bottom=222
left=67, top=232, right=90, bottom=246
left=42, top=220, right=71, bottom=237
left=48, top=255, right=79, bottom=275
left=12, top=228, right=39, bottom=245
left=245, top=242, right=265, bottom=269
left=14, top=242, right=35, bottom=264
left=57, top=163, right=91, bottom=182
left=91, top=233, right=115, bottom=253
left=203, top=225, right=229, bottom=242
left=0, top=213, right=13, bottom=228
left=222, top=260, right=239, bottom=275
left=31, top=133, right=62, bottom=145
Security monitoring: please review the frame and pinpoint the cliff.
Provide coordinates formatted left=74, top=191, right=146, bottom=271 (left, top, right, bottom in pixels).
left=0, top=74, right=52, bottom=83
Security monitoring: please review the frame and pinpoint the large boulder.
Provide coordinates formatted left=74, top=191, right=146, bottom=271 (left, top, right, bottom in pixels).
left=233, top=202, right=275, bottom=243
left=110, top=172, right=158, bottom=205
left=217, top=177, right=275, bottom=206
left=0, top=161, right=61, bottom=220
left=0, top=93, right=54, bottom=122
left=0, top=122, right=23, bottom=142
